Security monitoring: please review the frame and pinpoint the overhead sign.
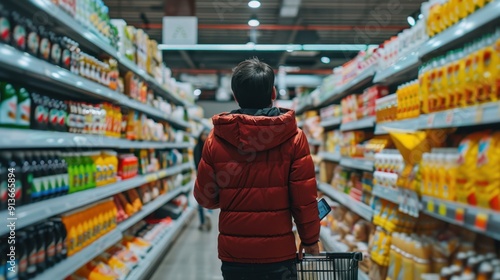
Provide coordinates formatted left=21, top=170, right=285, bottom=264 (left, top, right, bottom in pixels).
left=163, top=16, right=198, bottom=45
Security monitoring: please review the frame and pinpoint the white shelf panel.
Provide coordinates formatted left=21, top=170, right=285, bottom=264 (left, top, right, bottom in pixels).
left=421, top=196, right=500, bottom=241
left=318, top=152, right=341, bottom=162
left=419, top=0, right=500, bottom=59
left=373, top=51, right=420, bottom=85
left=319, top=66, right=376, bottom=106
left=372, top=185, right=400, bottom=205
left=0, top=44, right=190, bottom=129
left=340, top=116, right=376, bottom=132
left=375, top=117, right=421, bottom=135
left=339, top=157, right=374, bottom=172
left=308, top=138, right=322, bottom=146
left=0, top=162, right=193, bottom=235
left=34, top=229, right=123, bottom=280
left=319, top=117, right=342, bottom=129
left=318, top=183, right=373, bottom=221
left=0, top=128, right=192, bottom=149
left=126, top=207, right=195, bottom=280
left=419, top=101, right=500, bottom=129
left=118, top=180, right=194, bottom=232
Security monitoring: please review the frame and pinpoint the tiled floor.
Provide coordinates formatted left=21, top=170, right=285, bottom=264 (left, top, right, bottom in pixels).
left=151, top=210, right=223, bottom=280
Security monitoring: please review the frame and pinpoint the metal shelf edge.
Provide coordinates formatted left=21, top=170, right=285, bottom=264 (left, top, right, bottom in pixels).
left=340, top=117, right=376, bottom=132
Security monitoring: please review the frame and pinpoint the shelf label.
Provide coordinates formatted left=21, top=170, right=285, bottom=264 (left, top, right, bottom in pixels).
left=455, top=208, right=465, bottom=224
left=445, top=111, right=454, bottom=125
left=475, top=105, right=484, bottom=123
left=474, top=213, right=489, bottom=231
left=427, top=114, right=435, bottom=128
left=438, top=203, right=447, bottom=216
left=427, top=199, right=435, bottom=213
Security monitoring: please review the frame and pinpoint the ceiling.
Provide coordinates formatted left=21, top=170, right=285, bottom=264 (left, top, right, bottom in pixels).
left=107, top=0, right=423, bottom=74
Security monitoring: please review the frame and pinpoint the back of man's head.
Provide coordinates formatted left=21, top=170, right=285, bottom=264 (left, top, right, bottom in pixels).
left=231, top=58, right=275, bottom=109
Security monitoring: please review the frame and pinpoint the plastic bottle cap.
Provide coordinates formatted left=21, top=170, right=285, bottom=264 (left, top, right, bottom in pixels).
left=479, top=262, right=493, bottom=273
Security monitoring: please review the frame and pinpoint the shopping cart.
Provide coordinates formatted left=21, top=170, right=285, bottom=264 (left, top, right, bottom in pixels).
left=296, top=252, right=363, bottom=280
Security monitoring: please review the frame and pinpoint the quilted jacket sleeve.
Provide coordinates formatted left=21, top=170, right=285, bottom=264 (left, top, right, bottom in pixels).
left=194, top=134, right=220, bottom=209
left=289, top=130, right=320, bottom=245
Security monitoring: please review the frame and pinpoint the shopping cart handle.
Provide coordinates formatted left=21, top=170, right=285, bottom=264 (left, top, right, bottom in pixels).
left=296, top=252, right=363, bottom=261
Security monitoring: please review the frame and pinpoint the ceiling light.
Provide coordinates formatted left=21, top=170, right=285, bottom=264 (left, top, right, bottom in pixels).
left=248, top=1, right=261, bottom=8
left=158, top=44, right=377, bottom=52
left=320, top=57, right=331, bottom=64
left=248, top=15, right=260, bottom=27
left=194, top=89, right=202, bottom=96
left=407, top=16, right=416, bottom=26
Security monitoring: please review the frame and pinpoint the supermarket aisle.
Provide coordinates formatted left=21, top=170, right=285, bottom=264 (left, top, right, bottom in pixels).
left=152, top=210, right=222, bottom=280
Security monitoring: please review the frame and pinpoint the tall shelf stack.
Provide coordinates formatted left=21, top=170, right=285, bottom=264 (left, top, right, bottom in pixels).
left=297, top=1, right=500, bottom=279
left=0, top=0, right=202, bottom=279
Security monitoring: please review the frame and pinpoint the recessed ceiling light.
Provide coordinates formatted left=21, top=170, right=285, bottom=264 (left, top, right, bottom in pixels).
left=248, top=18, right=260, bottom=27
left=248, top=0, right=261, bottom=8
left=194, top=89, right=202, bottom=96
left=321, top=57, right=331, bottom=64
left=407, top=16, right=416, bottom=26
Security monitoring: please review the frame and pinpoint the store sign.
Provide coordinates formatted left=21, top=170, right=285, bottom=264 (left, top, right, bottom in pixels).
left=162, top=16, right=198, bottom=45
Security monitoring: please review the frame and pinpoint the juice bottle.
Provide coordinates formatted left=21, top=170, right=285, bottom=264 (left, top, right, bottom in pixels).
left=481, top=35, right=498, bottom=102
left=456, top=132, right=485, bottom=205
left=75, top=154, right=86, bottom=192
left=475, top=132, right=500, bottom=210
left=436, top=60, right=446, bottom=111
left=444, top=154, right=459, bottom=201
left=457, top=49, right=468, bottom=107
left=105, top=151, right=118, bottom=184
left=495, top=30, right=500, bottom=101
left=93, top=152, right=103, bottom=187
left=449, top=54, right=460, bottom=109
left=428, top=61, right=438, bottom=112
left=61, top=214, right=75, bottom=257
left=436, top=154, right=447, bottom=199
left=463, top=46, right=477, bottom=106
left=0, top=83, right=18, bottom=127
left=445, top=55, right=455, bottom=109
left=427, top=154, right=437, bottom=197
left=420, top=153, right=430, bottom=196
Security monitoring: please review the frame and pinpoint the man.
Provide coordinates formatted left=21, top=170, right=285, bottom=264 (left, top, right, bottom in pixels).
left=194, top=58, right=320, bottom=280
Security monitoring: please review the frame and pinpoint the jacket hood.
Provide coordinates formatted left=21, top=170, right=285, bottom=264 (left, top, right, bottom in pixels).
left=212, top=108, right=298, bottom=152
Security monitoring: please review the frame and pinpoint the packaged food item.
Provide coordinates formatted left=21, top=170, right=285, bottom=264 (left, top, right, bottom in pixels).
left=475, top=131, right=500, bottom=210
left=25, top=19, right=40, bottom=56
left=456, top=132, right=486, bottom=205
left=0, top=5, right=11, bottom=44
left=11, top=11, right=26, bottom=51
left=0, top=82, right=18, bottom=127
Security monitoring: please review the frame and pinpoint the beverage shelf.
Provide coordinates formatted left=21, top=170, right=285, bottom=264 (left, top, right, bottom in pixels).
left=34, top=229, right=123, bottom=280
left=372, top=185, right=400, bottom=205
left=339, top=157, right=374, bottom=172
left=0, top=162, right=193, bottom=235
left=421, top=196, right=500, bottom=241
left=126, top=207, right=195, bottom=280
left=319, top=117, right=342, bottom=129
left=318, top=183, right=373, bottom=221
left=340, top=116, right=376, bottom=132
left=419, top=0, right=500, bottom=60
left=373, top=51, right=420, bottom=85
left=318, top=152, right=341, bottom=162
left=118, top=180, right=194, bottom=232
left=0, top=44, right=190, bottom=129
left=13, top=0, right=188, bottom=106
left=0, top=128, right=193, bottom=150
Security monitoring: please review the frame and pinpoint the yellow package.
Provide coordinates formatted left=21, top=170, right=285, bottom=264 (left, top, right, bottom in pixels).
left=475, top=132, right=500, bottom=210
left=456, top=132, right=487, bottom=205
left=482, top=43, right=499, bottom=102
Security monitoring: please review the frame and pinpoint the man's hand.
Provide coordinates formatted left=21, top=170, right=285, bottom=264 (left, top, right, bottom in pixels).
left=298, top=242, right=320, bottom=260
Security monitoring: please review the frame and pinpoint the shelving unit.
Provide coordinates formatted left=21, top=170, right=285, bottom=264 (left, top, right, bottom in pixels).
left=318, top=151, right=341, bottom=162
left=10, top=0, right=187, bottom=106
left=126, top=207, right=196, bottom=280
left=339, top=157, right=374, bottom=172
left=419, top=0, right=500, bottom=59
left=0, top=128, right=193, bottom=150
left=0, top=44, right=190, bottom=129
left=374, top=101, right=500, bottom=134
left=319, top=227, right=370, bottom=280
left=118, top=180, right=194, bottom=231
left=421, top=196, right=500, bottom=240
left=340, top=116, right=376, bottom=132
left=0, top=162, right=193, bottom=235
left=372, top=185, right=400, bottom=205
left=319, top=117, right=342, bottom=129
left=307, top=138, right=322, bottom=146
left=373, top=51, right=420, bottom=85
left=34, top=229, right=123, bottom=280
left=318, top=183, right=373, bottom=221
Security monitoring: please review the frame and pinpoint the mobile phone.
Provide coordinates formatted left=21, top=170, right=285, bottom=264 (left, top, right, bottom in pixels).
left=318, top=198, right=331, bottom=220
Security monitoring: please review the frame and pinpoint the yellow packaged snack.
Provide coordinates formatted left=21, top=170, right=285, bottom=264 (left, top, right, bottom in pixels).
left=456, top=132, right=487, bottom=205
left=475, top=132, right=500, bottom=210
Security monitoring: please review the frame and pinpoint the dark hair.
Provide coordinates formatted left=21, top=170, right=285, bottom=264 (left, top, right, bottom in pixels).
left=231, top=58, right=275, bottom=109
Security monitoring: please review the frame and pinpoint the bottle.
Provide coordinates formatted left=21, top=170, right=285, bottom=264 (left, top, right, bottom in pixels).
left=49, top=33, right=61, bottom=66
left=39, top=152, right=51, bottom=200
left=0, top=242, right=7, bottom=280
left=57, top=152, right=69, bottom=196
left=0, top=152, right=22, bottom=205
left=14, top=152, right=32, bottom=205
left=0, top=5, right=11, bottom=44
left=11, top=12, right=26, bottom=51
left=24, top=227, right=37, bottom=278
left=50, top=218, right=67, bottom=262
left=25, top=19, right=39, bottom=57
left=58, top=101, right=68, bottom=132
left=16, top=87, right=30, bottom=129
left=43, top=222, right=56, bottom=268
left=16, top=232, right=27, bottom=280
left=0, top=83, right=18, bottom=127
left=436, top=153, right=446, bottom=199
left=38, top=26, right=51, bottom=61
left=34, top=224, right=46, bottom=273
left=44, top=151, right=56, bottom=198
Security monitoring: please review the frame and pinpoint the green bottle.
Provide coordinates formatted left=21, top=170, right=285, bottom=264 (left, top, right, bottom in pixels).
left=76, top=154, right=85, bottom=192
left=0, top=83, right=18, bottom=127
left=66, top=154, right=75, bottom=194
left=16, top=87, right=31, bottom=128
left=85, top=154, right=96, bottom=189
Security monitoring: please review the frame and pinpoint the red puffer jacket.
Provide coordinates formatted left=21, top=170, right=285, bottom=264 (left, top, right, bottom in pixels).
left=194, top=108, right=320, bottom=264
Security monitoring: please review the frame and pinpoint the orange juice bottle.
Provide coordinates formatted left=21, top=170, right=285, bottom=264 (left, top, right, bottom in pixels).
left=436, top=154, right=447, bottom=199
left=463, top=47, right=476, bottom=106
left=75, top=211, right=85, bottom=253
left=419, top=65, right=431, bottom=114
left=428, top=61, right=439, bottom=112
left=481, top=36, right=498, bottom=102
left=436, top=60, right=446, bottom=111
left=449, top=0, right=459, bottom=25
left=109, top=200, right=118, bottom=229
left=495, top=30, right=500, bottom=100
left=444, top=154, right=459, bottom=201
left=62, top=213, right=77, bottom=257
left=463, top=0, right=474, bottom=17
left=456, top=50, right=467, bottom=107
left=457, top=0, right=467, bottom=20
